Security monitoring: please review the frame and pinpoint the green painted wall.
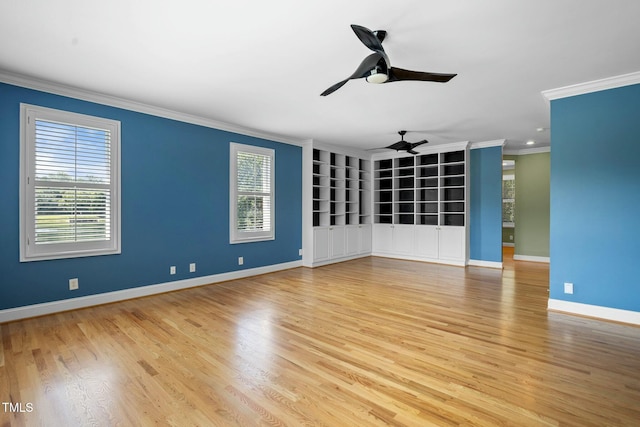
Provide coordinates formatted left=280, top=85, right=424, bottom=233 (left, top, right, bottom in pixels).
left=514, top=152, right=550, bottom=257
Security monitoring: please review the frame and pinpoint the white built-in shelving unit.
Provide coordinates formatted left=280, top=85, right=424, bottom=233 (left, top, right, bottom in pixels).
left=311, top=147, right=371, bottom=266
left=372, top=143, right=470, bottom=266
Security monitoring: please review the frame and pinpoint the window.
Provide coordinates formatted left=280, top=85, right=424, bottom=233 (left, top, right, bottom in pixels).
left=502, top=174, right=515, bottom=227
left=20, top=104, right=121, bottom=261
left=230, top=143, right=275, bottom=243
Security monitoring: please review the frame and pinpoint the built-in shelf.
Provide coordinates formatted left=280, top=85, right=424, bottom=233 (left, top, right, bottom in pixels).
left=371, top=144, right=469, bottom=266
left=374, top=149, right=466, bottom=227
left=313, top=148, right=371, bottom=228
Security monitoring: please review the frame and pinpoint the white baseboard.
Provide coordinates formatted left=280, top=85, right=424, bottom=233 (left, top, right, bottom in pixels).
left=310, top=253, right=370, bottom=268
left=468, top=259, right=503, bottom=269
left=513, top=254, right=550, bottom=263
left=548, top=299, right=640, bottom=326
left=0, top=260, right=302, bottom=323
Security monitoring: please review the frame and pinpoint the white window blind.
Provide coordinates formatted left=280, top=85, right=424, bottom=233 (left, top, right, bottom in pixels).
left=230, top=143, right=275, bottom=243
left=21, top=104, right=121, bottom=261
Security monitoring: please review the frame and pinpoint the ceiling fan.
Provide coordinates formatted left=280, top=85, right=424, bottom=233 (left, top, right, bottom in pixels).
left=321, top=24, right=457, bottom=96
left=374, top=130, right=428, bottom=155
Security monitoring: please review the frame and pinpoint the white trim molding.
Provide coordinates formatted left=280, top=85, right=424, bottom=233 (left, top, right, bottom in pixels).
left=0, top=70, right=306, bottom=147
left=468, top=259, right=503, bottom=269
left=542, top=71, right=640, bottom=102
left=513, top=254, right=550, bottom=263
left=0, top=260, right=302, bottom=324
left=503, top=146, right=551, bottom=156
left=470, top=139, right=505, bottom=150
left=548, top=299, right=640, bottom=326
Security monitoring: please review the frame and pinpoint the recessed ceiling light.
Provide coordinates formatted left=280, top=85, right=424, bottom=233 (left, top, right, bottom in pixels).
left=536, top=127, right=545, bottom=132
left=526, top=140, right=535, bottom=145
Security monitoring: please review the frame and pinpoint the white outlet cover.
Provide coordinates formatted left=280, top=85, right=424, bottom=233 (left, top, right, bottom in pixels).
left=564, top=282, right=574, bottom=294
left=69, top=278, right=79, bottom=290
left=170, top=266, right=176, bottom=275
left=189, top=263, right=196, bottom=272
left=238, top=257, right=243, bottom=265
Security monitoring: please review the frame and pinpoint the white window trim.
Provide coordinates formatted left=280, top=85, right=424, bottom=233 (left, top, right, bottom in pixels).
left=229, top=142, right=275, bottom=244
left=20, top=104, right=121, bottom=262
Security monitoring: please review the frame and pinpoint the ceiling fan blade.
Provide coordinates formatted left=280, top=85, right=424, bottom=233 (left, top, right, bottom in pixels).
left=388, top=67, right=457, bottom=83
left=320, top=53, right=384, bottom=96
left=407, top=149, right=419, bottom=155
left=320, top=79, right=350, bottom=96
left=385, top=141, right=411, bottom=151
left=410, top=140, right=429, bottom=148
left=351, top=24, right=385, bottom=53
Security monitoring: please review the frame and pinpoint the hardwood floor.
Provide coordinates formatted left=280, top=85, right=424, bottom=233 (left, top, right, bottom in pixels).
left=2, top=252, right=640, bottom=426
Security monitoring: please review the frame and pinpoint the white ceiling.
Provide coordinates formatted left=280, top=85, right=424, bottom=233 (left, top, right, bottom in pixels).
left=2, top=0, right=640, bottom=152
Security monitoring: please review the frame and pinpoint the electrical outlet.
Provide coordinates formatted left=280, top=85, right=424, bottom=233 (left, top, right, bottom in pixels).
left=189, top=263, right=196, bottom=273
left=69, top=278, right=79, bottom=290
left=238, top=256, right=244, bottom=265
left=564, top=282, right=574, bottom=294
left=299, top=248, right=303, bottom=256
left=170, top=266, right=176, bottom=275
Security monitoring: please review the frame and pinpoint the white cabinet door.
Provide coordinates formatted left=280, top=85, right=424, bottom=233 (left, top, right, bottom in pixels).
left=372, top=224, right=393, bottom=254
left=391, top=225, right=415, bottom=255
left=330, top=226, right=346, bottom=258
left=314, top=227, right=330, bottom=262
left=372, top=223, right=466, bottom=265
left=415, top=225, right=439, bottom=259
left=358, top=224, right=372, bottom=254
left=439, top=226, right=465, bottom=262
left=345, top=225, right=359, bottom=256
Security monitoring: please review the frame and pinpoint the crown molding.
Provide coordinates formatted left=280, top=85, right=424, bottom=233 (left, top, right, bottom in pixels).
left=542, top=71, right=640, bottom=102
left=470, top=139, right=505, bottom=149
left=0, top=69, right=306, bottom=147
left=503, top=146, right=550, bottom=156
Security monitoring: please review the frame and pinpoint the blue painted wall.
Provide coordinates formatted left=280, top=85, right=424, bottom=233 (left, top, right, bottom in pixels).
left=0, top=82, right=302, bottom=311
left=550, top=83, right=640, bottom=311
left=469, top=146, right=503, bottom=263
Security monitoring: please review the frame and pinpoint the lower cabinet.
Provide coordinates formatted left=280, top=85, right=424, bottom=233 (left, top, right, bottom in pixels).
left=313, top=225, right=372, bottom=265
left=372, top=224, right=467, bottom=266
left=437, top=226, right=466, bottom=262
left=313, top=227, right=330, bottom=262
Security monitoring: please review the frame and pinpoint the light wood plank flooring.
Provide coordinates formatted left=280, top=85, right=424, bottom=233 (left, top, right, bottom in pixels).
left=2, top=252, right=640, bottom=426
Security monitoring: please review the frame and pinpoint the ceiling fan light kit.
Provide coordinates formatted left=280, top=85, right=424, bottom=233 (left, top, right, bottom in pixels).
left=366, top=68, right=388, bottom=84
left=321, top=24, right=456, bottom=96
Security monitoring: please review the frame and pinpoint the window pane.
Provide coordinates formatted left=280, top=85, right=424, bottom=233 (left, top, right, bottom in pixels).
left=503, top=179, right=515, bottom=199
left=502, top=176, right=515, bottom=224
left=237, top=195, right=271, bottom=231
left=34, top=186, right=111, bottom=244
left=502, top=201, right=515, bottom=224
left=237, top=152, right=270, bottom=193
left=35, top=120, right=111, bottom=184
left=33, top=118, right=112, bottom=246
